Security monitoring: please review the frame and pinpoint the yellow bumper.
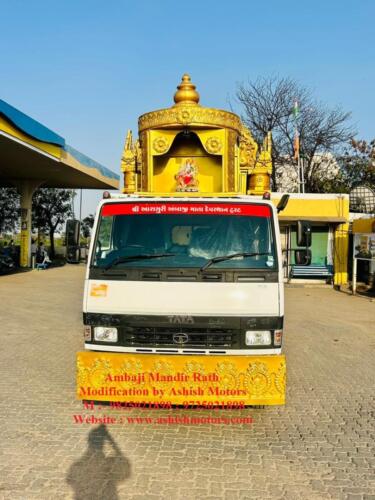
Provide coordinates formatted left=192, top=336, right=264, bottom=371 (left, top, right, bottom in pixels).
left=77, top=352, right=286, bottom=406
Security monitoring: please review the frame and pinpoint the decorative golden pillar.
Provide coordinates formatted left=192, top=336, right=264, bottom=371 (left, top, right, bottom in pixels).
left=248, top=132, right=273, bottom=195
left=121, top=130, right=142, bottom=193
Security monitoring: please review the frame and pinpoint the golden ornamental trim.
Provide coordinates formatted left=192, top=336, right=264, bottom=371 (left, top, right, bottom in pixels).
left=177, top=107, right=196, bottom=125
left=205, top=136, right=222, bottom=154
left=152, top=136, right=170, bottom=154
left=77, top=352, right=286, bottom=405
left=138, top=106, right=242, bottom=133
left=244, top=362, right=272, bottom=396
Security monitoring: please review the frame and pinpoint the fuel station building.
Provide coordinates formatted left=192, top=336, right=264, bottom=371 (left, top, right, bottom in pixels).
left=0, top=99, right=119, bottom=267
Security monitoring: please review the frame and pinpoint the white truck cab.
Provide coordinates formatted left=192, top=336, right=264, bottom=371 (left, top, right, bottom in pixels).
left=83, top=196, right=284, bottom=357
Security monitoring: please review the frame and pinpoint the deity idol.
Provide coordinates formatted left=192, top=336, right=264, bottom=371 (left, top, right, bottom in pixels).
left=175, top=158, right=199, bottom=192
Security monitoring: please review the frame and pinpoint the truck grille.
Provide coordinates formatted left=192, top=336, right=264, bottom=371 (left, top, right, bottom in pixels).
left=122, top=326, right=238, bottom=348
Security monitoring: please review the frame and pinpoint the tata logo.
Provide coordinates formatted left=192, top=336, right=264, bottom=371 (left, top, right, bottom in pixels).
left=173, top=333, right=189, bottom=344
left=167, top=315, right=194, bottom=324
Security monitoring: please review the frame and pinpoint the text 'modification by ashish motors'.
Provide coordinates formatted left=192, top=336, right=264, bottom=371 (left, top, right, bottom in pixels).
left=79, top=370, right=248, bottom=399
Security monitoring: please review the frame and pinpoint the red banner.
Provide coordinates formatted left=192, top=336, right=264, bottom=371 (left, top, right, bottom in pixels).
left=102, top=202, right=271, bottom=218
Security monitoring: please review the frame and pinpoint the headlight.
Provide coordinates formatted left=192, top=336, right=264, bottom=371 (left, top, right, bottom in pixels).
left=245, top=330, right=271, bottom=346
left=94, top=326, right=118, bottom=342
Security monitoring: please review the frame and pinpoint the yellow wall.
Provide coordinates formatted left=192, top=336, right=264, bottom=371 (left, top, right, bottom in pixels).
left=334, top=222, right=349, bottom=286
left=272, top=195, right=349, bottom=221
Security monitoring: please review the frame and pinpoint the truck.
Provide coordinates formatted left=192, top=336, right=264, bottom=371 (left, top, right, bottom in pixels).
left=77, top=192, right=311, bottom=407
left=76, top=74, right=311, bottom=407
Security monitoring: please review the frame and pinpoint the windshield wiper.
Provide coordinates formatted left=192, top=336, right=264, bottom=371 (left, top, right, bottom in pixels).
left=104, top=253, right=176, bottom=270
left=200, top=252, right=272, bottom=272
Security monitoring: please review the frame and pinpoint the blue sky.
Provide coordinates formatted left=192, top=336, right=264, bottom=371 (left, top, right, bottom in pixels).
left=1, top=0, right=374, bottom=217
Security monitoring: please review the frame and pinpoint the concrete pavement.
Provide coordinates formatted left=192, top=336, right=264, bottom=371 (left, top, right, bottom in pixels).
left=0, top=265, right=374, bottom=499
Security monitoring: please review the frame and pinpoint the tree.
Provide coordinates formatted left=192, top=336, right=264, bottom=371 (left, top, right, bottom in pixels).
left=343, top=139, right=375, bottom=189
left=32, top=188, right=73, bottom=258
left=0, top=188, right=19, bottom=235
left=81, top=214, right=95, bottom=239
left=236, top=76, right=354, bottom=192
left=321, top=138, right=375, bottom=194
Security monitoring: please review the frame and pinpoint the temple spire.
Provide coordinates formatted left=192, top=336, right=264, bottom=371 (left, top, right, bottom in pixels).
left=173, top=73, right=200, bottom=106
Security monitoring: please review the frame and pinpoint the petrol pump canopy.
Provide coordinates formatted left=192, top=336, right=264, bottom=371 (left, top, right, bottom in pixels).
left=0, top=99, right=119, bottom=189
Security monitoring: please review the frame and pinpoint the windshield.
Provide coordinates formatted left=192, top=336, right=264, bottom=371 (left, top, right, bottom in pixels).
left=92, top=202, right=277, bottom=270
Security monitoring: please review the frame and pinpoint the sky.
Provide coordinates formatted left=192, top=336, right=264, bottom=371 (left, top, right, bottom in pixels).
left=1, top=0, right=374, bottom=217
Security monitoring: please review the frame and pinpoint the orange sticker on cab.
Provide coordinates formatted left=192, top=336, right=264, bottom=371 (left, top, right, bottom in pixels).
left=90, top=284, right=108, bottom=297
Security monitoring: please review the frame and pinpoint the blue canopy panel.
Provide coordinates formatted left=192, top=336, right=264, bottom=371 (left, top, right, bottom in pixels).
left=0, top=98, right=120, bottom=186
left=64, top=145, right=120, bottom=182
left=0, top=99, right=65, bottom=147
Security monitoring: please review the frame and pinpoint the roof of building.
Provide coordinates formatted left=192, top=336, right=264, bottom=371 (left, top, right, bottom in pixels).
left=0, top=99, right=65, bottom=146
left=0, top=98, right=119, bottom=189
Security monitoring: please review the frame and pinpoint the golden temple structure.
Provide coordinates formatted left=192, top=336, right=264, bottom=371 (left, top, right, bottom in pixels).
left=121, top=74, right=272, bottom=196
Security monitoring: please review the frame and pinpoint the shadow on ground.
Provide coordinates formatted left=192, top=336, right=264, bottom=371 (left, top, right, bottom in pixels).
left=66, top=425, right=130, bottom=500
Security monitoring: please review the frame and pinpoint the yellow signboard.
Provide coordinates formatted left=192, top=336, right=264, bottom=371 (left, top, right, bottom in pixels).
left=77, top=352, right=286, bottom=406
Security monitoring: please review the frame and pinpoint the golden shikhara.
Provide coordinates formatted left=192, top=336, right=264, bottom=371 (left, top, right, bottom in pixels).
left=121, top=74, right=272, bottom=196
left=77, top=352, right=286, bottom=405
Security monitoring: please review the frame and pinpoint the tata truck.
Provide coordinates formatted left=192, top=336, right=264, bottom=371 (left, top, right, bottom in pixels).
left=76, top=193, right=312, bottom=407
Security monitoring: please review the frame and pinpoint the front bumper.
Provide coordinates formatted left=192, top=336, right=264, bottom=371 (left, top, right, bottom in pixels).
left=77, top=351, right=286, bottom=406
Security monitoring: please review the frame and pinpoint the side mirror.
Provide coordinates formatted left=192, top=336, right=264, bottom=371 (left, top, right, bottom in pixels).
left=277, top=194, right=290, bottom=213
left=295, top=249, right=312, bottom=266
left=297, top=221, right=312, bottom=247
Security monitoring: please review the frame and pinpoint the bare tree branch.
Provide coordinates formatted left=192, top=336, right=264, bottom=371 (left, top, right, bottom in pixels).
left=236, top=76, right=355, bottom=192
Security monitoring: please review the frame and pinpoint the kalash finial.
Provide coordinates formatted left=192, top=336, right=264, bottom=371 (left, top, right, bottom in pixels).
left=173, top=73, right=200, bottom=106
